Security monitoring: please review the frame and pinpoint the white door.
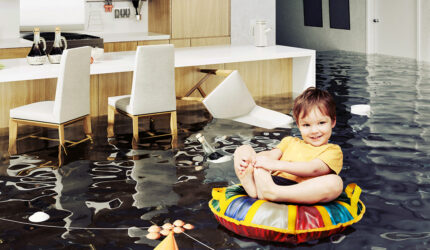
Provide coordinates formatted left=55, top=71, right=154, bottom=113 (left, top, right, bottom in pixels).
left=367, top=0, right=418, bottom=59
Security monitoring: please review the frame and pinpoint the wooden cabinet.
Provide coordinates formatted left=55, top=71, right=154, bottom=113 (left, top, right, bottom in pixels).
left=137, top=40, right=169, bottom=46
left=0, top=47, right=29, bottom=59
left=104, top=41, right=137, bottom=52
left=104, top=40, right=169, bottom=52
left=171, top=0, right=230, bottom=39
left=149, top=0, right=231, bottom=45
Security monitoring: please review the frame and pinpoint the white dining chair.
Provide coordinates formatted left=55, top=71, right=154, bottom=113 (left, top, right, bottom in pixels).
left=8, top=46, right=93, bottom=164
left=202, top=70, right=294, bottom=129
left=107, top=44, right=177, bottom=146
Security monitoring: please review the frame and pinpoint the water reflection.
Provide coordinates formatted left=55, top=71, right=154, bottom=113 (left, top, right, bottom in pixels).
left=53, top=161, right=92, bottom=239
left=1, top=51, right=430, bottom=248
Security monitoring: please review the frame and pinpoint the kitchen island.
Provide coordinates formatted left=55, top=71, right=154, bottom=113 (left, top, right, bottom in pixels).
left=0, top=45, right=315, bottom=128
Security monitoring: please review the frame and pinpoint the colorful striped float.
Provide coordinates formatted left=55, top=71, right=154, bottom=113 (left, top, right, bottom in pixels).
left=209, top=183, right=365, bottom=244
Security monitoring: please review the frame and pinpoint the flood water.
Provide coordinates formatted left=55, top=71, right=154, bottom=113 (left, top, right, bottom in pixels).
left=1, top=51, right=430, bottom=249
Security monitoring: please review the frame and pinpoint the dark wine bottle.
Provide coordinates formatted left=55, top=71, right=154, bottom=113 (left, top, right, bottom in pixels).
left=196, top=133, right=228, bottom=161
left=132, top=0, right=142, bottom=20
left=48, top=27, right=67, bottom=64
left=27, top=27, right=48, bottom=65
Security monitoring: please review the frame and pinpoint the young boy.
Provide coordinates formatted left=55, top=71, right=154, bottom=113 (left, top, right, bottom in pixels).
left=234, top=87, right=343, bottom=204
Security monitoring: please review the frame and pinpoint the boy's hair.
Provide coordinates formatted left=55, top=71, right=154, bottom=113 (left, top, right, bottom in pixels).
left=293, top=87, right=336, bottom=122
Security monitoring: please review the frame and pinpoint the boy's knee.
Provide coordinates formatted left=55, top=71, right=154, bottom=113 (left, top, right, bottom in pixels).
left=326, top=174, right=343, bottom=197
left=234, top=145, right=253, bottom=155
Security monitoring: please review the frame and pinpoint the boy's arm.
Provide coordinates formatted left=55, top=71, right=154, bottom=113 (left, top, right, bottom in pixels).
left=254, top=157, right=333, bottom=177
left=256, top=148, right=283, bottom=160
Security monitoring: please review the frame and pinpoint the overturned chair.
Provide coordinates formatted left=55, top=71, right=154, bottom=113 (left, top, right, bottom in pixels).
left=197, top=70, right=294, bottom=129
left=8, top=46, right=93, bottom=165
left=107, top=44, right=177, bottom=147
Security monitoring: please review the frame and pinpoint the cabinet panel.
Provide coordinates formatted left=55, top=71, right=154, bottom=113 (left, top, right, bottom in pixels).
left=172, top=0, right=230, bottom=39
left=191, top=37, right=231, bottom=47
left=0, top=47, right=29, bottom=59
left=137, top=40, right=169, bottom=46
left=170, top=39, right=191, bottom=48
left=148, top=0, right=171, bottom=34
left=225, top=59, right=293, bottom=98
left=104, top=42, right=137, bottom=52
left=98, top=72, right=133, bottom=116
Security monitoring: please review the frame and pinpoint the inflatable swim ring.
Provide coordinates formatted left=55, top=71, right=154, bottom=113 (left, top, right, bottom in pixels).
left=209, top=183, right=365, bottom=244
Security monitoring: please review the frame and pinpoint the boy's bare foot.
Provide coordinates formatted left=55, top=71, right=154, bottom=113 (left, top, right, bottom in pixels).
left=254, top=168, right=276, bottom=200
left=237, top=163, right=258, bottom=198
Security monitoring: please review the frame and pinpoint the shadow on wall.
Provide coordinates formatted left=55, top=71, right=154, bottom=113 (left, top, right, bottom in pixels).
left=276, top=0, right=366, bottom=53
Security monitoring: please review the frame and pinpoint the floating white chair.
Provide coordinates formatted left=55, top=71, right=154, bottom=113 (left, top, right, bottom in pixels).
left=107, top=44, right=177, bottom=146
left=202, top=70, right=294, bottom=129
left=9, top=46, right=93, bottom=164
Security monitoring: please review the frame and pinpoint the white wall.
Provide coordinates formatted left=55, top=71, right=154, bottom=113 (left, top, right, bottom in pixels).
left=85, top=1, right=148, bottom=33
left=18, top=0, right=148, bottom=34
left=231, top=0, right=276, bottom=46
left=20, top=0, right=86, bottom=31
left=277, top=0, right=367, bottom=53
left=420, top=0, right=430, bottom=62
left=0, top=0, right=20, bottom=39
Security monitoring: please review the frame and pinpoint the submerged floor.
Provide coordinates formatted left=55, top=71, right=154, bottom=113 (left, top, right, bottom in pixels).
left=1, top=51, right=430, bottom=249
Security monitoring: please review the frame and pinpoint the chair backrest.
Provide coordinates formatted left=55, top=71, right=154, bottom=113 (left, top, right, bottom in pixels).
left=203, top=70, right=256, bottom=119
left=129, top=44, right=176, bottom=115
left=53, top=46, right=91, bottom=123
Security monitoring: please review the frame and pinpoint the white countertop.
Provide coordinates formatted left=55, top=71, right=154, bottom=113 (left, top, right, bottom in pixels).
left=84, top=31, right=170, bottom=43
left=0, top=38, right=33, bottom=49
left=0, top=45, right=315, bottom=83
left=0, top=31, right=169, bottom=49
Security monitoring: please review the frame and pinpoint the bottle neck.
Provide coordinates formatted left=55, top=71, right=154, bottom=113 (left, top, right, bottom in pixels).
left=33, top=32, right=40, bottom=46
left=53, top=31, right=61, bottom=47
left=197, top=137, right=216, bottom=154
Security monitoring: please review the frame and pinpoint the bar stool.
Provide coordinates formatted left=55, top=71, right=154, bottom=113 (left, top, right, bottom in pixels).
left=8, top=46, right=93, bottom=165
left=107, top=44, right=177, bottom=147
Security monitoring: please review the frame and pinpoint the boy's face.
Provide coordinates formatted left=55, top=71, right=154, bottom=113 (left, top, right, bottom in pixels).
left=297, top=107, right=336, bottom=147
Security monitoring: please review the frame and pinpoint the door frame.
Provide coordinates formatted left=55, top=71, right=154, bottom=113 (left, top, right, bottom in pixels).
left=366, top=0, right=422, bottom=60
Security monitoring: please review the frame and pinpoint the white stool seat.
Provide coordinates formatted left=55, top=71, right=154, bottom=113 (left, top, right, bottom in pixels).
left=203, top=70, right=294, bottom=129
left=108, top=95, right=132, bottom=114
left=232, top=105, right=293, bottom=129
left=10, top=101, right=57, bottom=124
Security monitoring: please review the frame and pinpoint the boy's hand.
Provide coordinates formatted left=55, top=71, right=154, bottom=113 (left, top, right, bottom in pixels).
left=254, top=156, right=277, bottom=171
left=238, top=156, right=255, bottom=173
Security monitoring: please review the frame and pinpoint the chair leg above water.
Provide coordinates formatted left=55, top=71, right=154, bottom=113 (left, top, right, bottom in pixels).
left=8, top=119, right=18, bottom=155
left=107, top=105, right=116, bottom=138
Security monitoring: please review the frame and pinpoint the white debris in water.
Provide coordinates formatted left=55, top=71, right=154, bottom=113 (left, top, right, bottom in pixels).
left=371, top=247, right=387, bottom=250
left=176, top=175, right=198, bottom=184
left=351, top=104, right=371, bottom=117
left=330, top=234, right=346, bottom=243
left=208, top=155, right=232, bottom=163
left=29, top=211, right=49, bottom=223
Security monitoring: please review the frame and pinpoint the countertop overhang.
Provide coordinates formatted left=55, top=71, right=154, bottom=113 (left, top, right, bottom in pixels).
left=0, top=45, right=315, bottom=83
left=0, top=31, right=170, bottom=49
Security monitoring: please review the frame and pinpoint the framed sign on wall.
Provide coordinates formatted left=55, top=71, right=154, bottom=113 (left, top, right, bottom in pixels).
left=329, top=0, right=350, bottom=30
left=303, top=0, right=323, bottom=27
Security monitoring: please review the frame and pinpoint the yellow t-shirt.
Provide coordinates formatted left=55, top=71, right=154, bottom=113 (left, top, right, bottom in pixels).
left=273, top=136, right=343, bottom=183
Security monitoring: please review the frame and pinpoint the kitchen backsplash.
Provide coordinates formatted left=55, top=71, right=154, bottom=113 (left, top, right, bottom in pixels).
left=85, top=1, right=148, bottom=33
left=0, top=0, right=20, bottom=39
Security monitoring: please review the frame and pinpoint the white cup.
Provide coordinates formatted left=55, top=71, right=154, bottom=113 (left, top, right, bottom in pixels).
left=91, top=47, right=104, bottom=62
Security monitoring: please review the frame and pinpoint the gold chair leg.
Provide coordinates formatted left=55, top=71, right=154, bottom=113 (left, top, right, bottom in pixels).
left=8, top=119, right=18, bottom=155
left=83, top=115, right=93, bottom=138
left=58, top=125, right=65, bottom=166
left=58, top=148, right=64, bottom=166
left=170, top=111, right=178, bottom=148
left=107, top=105, right=115, bottom=138
left=132, top=116, right=139, bottom=144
